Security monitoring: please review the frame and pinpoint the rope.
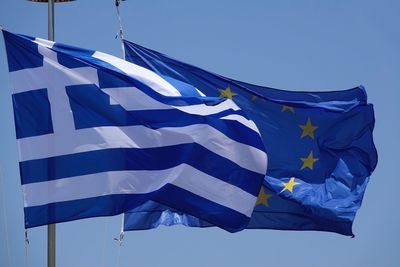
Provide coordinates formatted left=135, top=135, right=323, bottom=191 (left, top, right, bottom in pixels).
left=119, top=214, right=125, bottom=246
left=25, top=229, right=29, bottom=267
left=114, top=2, right=127, bottom=265
left=115, top=0, right=126, bottom=59
left=0, top=165, right=11, bottom=267
left=116, top=242, right=122, bottom=267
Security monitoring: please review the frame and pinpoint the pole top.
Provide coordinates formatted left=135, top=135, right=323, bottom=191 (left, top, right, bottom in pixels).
left=115, top=0, right=126, bottom=7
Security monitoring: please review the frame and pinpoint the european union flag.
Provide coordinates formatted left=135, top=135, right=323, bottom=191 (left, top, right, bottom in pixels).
left=122, top=40, right=377, bottom=236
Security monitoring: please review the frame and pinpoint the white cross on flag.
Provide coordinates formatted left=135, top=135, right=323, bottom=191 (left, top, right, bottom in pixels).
left=2, top=29, right=267, bottom=232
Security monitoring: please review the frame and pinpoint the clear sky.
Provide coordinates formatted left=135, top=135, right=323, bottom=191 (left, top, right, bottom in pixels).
left=0, top=1, right=399, bottom=266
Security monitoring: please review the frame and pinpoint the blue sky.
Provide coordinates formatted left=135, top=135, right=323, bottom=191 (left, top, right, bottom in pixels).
left=0, top=1, right=399, bottom=266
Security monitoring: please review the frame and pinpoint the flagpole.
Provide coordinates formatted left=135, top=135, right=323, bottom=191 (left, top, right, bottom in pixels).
left=28, top=1, right=57, bottom=265
left=48, top=0, right=54, bottom=41
left=47, top=0, right=56, bottom=265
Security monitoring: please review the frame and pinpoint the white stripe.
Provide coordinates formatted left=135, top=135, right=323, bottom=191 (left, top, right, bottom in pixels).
left=102, top=87, right=242, bottom=116
left=22, top=164, right=256, bottom=217
left=174, top=99, right=240, bottom=116
left=195, top=88, right=206, bottom=96
left=102, top=87, right=172, bottom=111
left=92, top=51, right=182, bottom=97
left=221, top=114, right=259, bottom=132
left=9, top=67, right=47, bottom=93
left=17, top=124, right=267, bottom=174
left=34, top=37, right=55, bottom=48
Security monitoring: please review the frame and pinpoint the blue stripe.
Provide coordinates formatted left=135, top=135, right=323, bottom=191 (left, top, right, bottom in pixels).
left=55, top=48, right=89, bottom=69
left=66, top=84, right=264, bottom=151
left=151, top=184, right=249, bottom=232
left=124, top=201, right=211, bottom=230
left=24, top=193, right=151, bottom=228
left=20, top=145, right=262, bottom=196
left=161, top=75, right=202, bottom=97
left=124, top=210, right=210, bottom=230
left=24, top=184, right=249, bottom=232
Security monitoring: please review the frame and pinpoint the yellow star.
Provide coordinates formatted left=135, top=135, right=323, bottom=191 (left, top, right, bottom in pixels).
left=300, top=151, right=319, bottom=170
left=299, top=117, right=318, bottom=139
left=281, top=105, right=294, bottom=113
left=281, top=177, right=300, bottom=193
left=256, top=187, right=272, bottom=207
left=251, top=95, right=258, bottom=101
left=218, top=85, right=237, bottom=99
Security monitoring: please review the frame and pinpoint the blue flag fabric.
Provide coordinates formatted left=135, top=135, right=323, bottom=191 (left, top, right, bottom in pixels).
left=123, top=40, right=378, bottom=236
left=2, top=30, right=268, bottom=232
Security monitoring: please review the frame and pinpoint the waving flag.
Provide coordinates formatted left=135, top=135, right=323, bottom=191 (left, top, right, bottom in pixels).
left=123, top=40, right=377, bottom=236
left=2, top=30, right=267, bottom=232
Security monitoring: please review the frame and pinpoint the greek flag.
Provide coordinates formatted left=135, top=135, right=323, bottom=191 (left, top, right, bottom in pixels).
left=2, top=30, right=267, bottom=232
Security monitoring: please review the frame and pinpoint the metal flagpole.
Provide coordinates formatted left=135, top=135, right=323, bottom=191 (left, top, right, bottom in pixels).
left=47, top=1, right=56, bottom=265
left=28, top=1, right=75, bottom=266
left=48, top=0, right=55, bottom=40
